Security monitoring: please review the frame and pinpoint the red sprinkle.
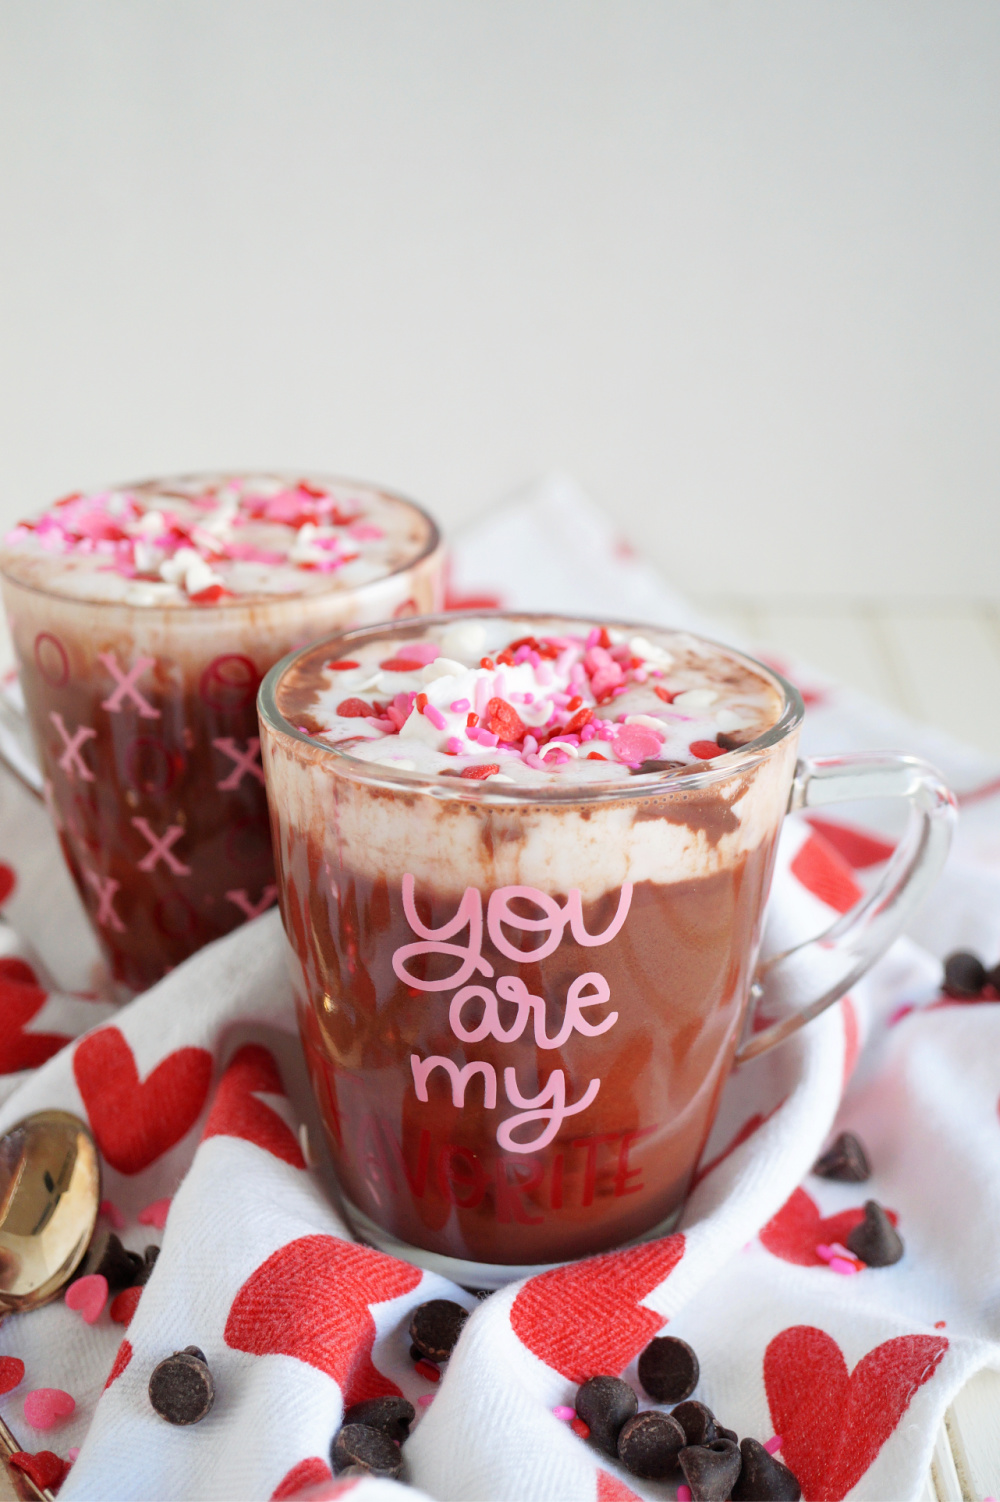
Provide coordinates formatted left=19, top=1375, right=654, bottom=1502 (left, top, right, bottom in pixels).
left=326, top=659, right=360, bottom=671
left=336, top=698, right=373, bottom=718
left=689, top=740, right=720, bottom=760
left=654, top=685, right=675, bottom=703
left=189, top=584, right=231, bottom=605
left=414, top=1359, right=441, bottom=1383
left=480, top=656, right=495, bottom=670
left=466, top=712, right=479, bottom=727
left=484, top=697, right=527, bottom=742
left=586, top=751, right=608, bottom=760
left=597, top=628, right=612, bottom=649
left=379, top=657, right=426, bottom=672
left=564, top=706, right=594, bottom=734
left=10, top=1453, right=69, bottom=1492
left=570, top=1417, right=590, bottom=1439
left=415, top=692, right=428, bottom=713
left=566, top=695, right=583, bottom=711
left=109, top=1286, right=142, bottom=1327
left=460, top=764, right=500, bottom=780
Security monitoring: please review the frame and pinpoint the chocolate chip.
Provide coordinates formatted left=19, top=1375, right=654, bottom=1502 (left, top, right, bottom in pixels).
left=81, top=1231, right=139, bottom=1292
left=812, top=1131, right=871, bottom=1183
left=680, top=1438, right=742, bottom=1501
left=343, top=1396, right=415, bottom=1443
left=331, top=1422, right=403, bottom=1479
left=616, top=1411, right=685, bottom=1479
left=133, top=1245, right=160, bottom=1288
left=148, top=1349, right=215, bottom=1425
left=943, top=951, right=986, bottom=998
left=846, top=1200, right=904, bottom=1266
left=637, top=1335, right=699, bottom=1403
left=988, top=960, right=1000, bottom=993
left=574, top=1375, right=638, bottom=1456
left=716, top=732, right=751, bottom=751
left=718, top=1426, right=739, bottom=1444
left=637, top=759, right=686, bottom=774
left=408, top=1299, right=468, bottom=1362
left=731, top=1438, right=801, bottom=1500
left=671, top=1400, right=718, bottom=1446
left=410, top=1344, right=424, bottom=1362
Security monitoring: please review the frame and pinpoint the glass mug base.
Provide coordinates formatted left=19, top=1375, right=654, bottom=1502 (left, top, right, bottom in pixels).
left=259, top=611, right=954, bottom=1272
left=341, top=1194, right=684, bottom=1290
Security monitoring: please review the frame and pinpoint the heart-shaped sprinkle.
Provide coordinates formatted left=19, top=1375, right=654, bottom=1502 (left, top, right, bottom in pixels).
left=99, top=1198, right=126, bottom=1230
left=0, top=1357, right=25, bottom=1396
left=10, top=1451, right=69, bottom=1490
left=138, top=1198, right=171, bottom=1230
left=110, top=1286, right=142, bottom=1326
left=24, top=1388, right=75, bottom=1430
left=65, top=1273, right=108, bottom=1324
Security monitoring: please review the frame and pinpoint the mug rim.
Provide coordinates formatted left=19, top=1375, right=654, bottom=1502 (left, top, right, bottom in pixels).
left=0, top=470, right=443, bottom=613
left=257, top=608, right=805, bottom=806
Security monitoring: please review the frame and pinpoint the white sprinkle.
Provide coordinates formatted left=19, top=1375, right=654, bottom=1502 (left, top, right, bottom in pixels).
left=624, top=714, right=667, bottom=733
left=372, top=755, right=417, bottom=770
left=630, top=635, right=674, bottom=668
left=673, top=688, right=717, bottom=710
left=421, top=657, right=466, bottom=683
left=538, top=740, right=580, bottom=759
left=134, top=509, right=166, bottom=537
left=440, top=620, right=487, bottom=658
left=715, top=708, right=748, bottom=733
left=487, top=773, right=516, bottom=783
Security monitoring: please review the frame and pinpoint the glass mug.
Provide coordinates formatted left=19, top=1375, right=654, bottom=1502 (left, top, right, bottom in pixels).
left=0, top=473, right=443, bottom=994
left=258, top=612, right=955, bottom=1285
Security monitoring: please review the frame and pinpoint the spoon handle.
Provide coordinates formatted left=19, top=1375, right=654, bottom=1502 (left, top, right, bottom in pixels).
left=0, top=1416, right=53, bottom=1502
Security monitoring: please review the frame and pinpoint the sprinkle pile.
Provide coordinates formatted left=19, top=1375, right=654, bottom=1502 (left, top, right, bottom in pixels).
left=289, top=616, right=784, bottom=786
left=1, top=473, right=429, bottom=605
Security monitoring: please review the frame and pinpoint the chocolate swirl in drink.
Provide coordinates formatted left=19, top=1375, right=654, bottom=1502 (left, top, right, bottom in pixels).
left=261, top=613, right=797, bottom=1270
left=0, top=473, right=442, bottom=992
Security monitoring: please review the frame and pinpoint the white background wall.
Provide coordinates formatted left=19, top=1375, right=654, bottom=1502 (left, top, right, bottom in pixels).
left=1, top=1, right=998, bottom=599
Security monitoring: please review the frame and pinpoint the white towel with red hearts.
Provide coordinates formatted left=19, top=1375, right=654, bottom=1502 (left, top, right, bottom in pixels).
left=0, top=475, right=998, bottom=1502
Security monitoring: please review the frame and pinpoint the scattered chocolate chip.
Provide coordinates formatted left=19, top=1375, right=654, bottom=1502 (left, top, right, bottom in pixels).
left=133, top=1245, right=160, bottom=1287
left=331, top=1423, right=403, bottom=1480
left=718, top=1426, right=739, bottom=1444
left=575, top=1375, right=638, bottom=1457
left=409, top=1344, right=424, bottom=1363
left=342, top=1396, right=415, bottom=1443
left=812, top=1130, right=871, bottom=1183
left=409, top=1299, right=468, bottom=1362
left=988, top=959, right=1000, bottom=993
left=846, top=1200, right=904, bottom=1266
left=80, top=1231, right=139, bottom=1292
left=148, top=1348, right=215, bottom=1425
left=637, top=1335, right=700, bottom=1403
left=732, top=1437, right=801, bottom=1500
left=943, top=951, right=986, bottom=999
left=617, top=1410, right=685, bottom=1479
left=680, top=1438, right=742, bottom=1501
left=637, top=759, right=686, bottom=774
left=716, top=732, right=751, bottom=751
left=671, top=1400, right=718, bottom=1447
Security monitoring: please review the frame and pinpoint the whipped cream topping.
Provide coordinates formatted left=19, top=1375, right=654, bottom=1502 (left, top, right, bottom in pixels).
left=0, top=473, right=436, bottom=606
left=275, top=616, right=786, bottom=787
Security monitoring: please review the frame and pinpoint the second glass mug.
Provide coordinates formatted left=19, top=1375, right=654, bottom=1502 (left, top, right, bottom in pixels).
left=259, top=613, right=955, bottom=1286
left=0, top=474, right=444, bottom=994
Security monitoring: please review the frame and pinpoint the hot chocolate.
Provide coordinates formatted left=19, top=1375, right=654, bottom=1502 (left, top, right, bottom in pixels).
left=1, top=473, right=443, bottom=992
left=261, top=614, right=798, bottom=1272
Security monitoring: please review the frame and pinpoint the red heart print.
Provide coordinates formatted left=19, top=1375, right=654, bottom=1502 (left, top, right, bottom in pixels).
left=760, top=1188, right=898, bottom=1267
left=224, top=1234, right=422, bottom=1407
left=203, top=1043, right=305, bottom=1167
left=271, top=1457, right=334, bottom=1500
left=104, top=1340, right=132, bottom=1389
left=0, top=1358, right=24, bottom=1396
left=510, top=1235, right=684, bottom=1382
left=0, top=864, right=16, bottom=906
left=0, top=971, right=70, bottom=1074
left=73, top=1027, right=212, bottom=1173
left=804, top=817, right=894, bottom=870
left=597, top=1472, right=641, bottom=1502
left=766, top=1326, right=948, bottom=1500
left=791, top=834, right=862, bottom=914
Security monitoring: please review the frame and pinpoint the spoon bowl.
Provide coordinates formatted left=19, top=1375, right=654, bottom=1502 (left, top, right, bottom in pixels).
left=0, top=1110, right=100, bottom=1312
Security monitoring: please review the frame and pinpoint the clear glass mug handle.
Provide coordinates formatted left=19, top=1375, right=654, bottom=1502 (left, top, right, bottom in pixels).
left=736, top=753, right=957, bottom=1064
left=0, top=681, right=43, bottom=800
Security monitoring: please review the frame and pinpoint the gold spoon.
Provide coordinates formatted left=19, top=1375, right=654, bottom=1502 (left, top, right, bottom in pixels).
left=0, top=1112, right=100, bottom=1502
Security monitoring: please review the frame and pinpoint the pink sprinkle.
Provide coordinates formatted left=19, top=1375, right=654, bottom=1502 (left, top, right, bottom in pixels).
left=494, top=671, right=506, bottom=699
left=445, top=737, right=464, bottom=755
left=815, top=1244, right=835, bottom=1263
left=417, top=1393, right=435, bottom=1408
left=68, top=1448, right=80, bottom=1462
left=24, top=1388, right=75, bottom=1430
left=764, top=1436, right=783, bottom=1455
left=535, top=661, right=553, bottom=685
left=478, top=729, right=499, bottom=748
left=523, top=735, right=538, bottom=755
left=65, top=1273, right=108, bottom=1323
left=612, top=724, right=662, bottom=763
left=348, top=522, right=383, bottom=540
left=552, top=1405, right=575, bottom=1421
left=829, top=1256, right=860, bottom=1276
left=678, top=1488, right=693, bottom=1502
left=450, top=698, right=470, bottom=712
left=424, top=705, right=447, bottom=731
left=398, top=641, right=440, bottom=665
left=138, top=1198, right=171, bottom=1230
left=829, top=1242, right=855, bottom=1261
left=475, top=678, right=489, bottom=716
left=99, top=1199, right=125, bottom=1231
left=580, top=722, right=597, bottom=741
left=598, top=723, right=615, bottom=741
left=585, top=628, right=601, bottom=648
